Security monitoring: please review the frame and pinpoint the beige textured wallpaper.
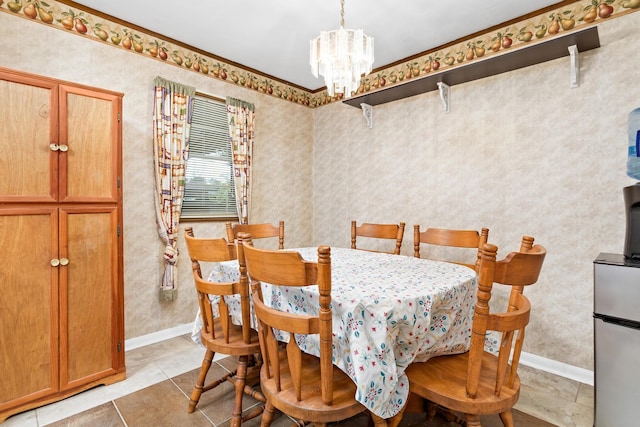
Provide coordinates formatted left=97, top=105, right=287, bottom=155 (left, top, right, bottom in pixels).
left=2, top=8, right=639, bottom=373
left=311, top=12, right=640, bottom=370
left=0, top=11, right=314, bottom=341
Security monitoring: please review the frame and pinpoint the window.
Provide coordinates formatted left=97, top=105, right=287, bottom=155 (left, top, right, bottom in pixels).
left=181, top=95, right=238, bottom=220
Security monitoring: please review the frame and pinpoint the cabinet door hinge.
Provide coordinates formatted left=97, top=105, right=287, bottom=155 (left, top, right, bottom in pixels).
left=117, top=112, right=121, bottom=123
left=117, top=176, right=121, bottom=188
left=117, top=225, right=121, bottom=237
left=117, top=341, right=122, bottom=352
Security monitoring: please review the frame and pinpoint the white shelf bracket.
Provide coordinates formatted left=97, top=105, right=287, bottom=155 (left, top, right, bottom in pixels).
left=437, top=82, right=450, bottom=112
left=568, top=44, right=579, bottom=88
left=361, top=103, right=373, bottom=128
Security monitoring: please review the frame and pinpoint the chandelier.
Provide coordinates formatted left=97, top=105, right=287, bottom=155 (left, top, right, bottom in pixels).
left=309, top=0, right=374, bottom=98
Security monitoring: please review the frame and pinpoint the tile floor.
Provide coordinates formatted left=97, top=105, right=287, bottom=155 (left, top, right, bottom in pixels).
left=2, top=334, right=594, bottom=427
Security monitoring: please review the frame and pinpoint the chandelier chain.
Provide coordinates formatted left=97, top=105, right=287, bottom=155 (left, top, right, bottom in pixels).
left=340, top=0, right=345, bottom=28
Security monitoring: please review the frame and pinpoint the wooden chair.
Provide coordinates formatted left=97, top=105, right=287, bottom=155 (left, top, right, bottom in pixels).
left=413, top=225, right=490, bottom=270
left=226, top=220, right=285, bottom=249
left=403, top=240, right=546, bottom=427
left=183, top=227, right=265, bottom=426
left=481, top=236, right=541, bottom=354
left=237, top=233, right=367, bottom=427
left=351, top=221, right=405, bottom=255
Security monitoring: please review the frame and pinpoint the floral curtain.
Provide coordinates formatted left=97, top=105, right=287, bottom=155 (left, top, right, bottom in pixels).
left=153, top=76, right=195, bottom=297
left=226, top=97, right=255, bottom=224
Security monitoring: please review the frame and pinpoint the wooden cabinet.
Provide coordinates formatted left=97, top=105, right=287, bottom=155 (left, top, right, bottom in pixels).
left=0, top=67, right=125, bottom=422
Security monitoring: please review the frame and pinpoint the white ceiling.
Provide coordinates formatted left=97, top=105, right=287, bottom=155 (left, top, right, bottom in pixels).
left=71, top=0, right=561, bottom=91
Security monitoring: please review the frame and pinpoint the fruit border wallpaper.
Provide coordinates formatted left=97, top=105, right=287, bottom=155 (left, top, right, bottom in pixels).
left=1, top=0, right=638, bottom=107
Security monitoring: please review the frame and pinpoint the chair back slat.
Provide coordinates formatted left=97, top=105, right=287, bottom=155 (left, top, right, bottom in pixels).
left=413, top=225, right=490, bottom=271
left=419, top=227, right=481, bottom=247
left=351, top=220, right=405, bottom=255
left=226, top=221, right=285, bottom=249
left=485, top=293, right=531, bottom=332
left=186, top=226, right=236, bottom=262
left=494, top=245, right=546, bottom=287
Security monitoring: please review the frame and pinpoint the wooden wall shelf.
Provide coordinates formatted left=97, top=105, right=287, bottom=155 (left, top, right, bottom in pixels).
left=343, top=26, right=600, bottom=108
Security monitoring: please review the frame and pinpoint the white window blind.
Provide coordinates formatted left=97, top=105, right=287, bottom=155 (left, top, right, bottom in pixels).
left=182, top=96, right=238, bottom=220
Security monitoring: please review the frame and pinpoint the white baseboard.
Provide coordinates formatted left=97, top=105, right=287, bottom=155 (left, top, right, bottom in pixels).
left=124, top=322, right=195, bottom=352
left=123, top=324, right=595, bottom=386
left=520, top=351, right=594, bottom=386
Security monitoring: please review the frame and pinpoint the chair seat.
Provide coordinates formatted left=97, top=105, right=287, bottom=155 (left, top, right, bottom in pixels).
left=260, top=347, right=365, bottom=424
left=201, top=321, right=262, bottom=356
left=405, top=351, right=520, bottom=416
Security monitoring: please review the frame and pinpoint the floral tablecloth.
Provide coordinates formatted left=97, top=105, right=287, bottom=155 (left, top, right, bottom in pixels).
left=192, top=247, right=477, bottom=419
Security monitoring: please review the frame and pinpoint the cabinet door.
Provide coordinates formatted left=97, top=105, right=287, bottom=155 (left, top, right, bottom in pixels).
left=59, top=86, right=122, bottom=203
left=0, top=70, right=58, bottom=203
left=59, top=206, right=123, bottom=390
left=0, top=207, right=59, bottom=409
left=0, top=70, right=122, bottom=204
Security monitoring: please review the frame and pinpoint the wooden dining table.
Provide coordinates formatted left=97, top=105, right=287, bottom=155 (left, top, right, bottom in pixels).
left=192, top=247, right=477, bottom=420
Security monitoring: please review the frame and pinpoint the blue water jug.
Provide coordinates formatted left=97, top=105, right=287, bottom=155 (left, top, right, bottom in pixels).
left=627, top=108, right=640, bottom=181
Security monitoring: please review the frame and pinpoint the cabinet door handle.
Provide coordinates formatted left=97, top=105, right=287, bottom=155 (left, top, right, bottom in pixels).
left=59, top=258, right=69, bottom=266
left=51, top=259, right=60, bottom=266
left=50, top=143, right=59, bottom=151
left=59, top=144, right=69, bottom=152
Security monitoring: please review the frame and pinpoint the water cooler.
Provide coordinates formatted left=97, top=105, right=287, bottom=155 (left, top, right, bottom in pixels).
left=624, top=183, right=640, bottom=259
left=625, top=107, right=640, bottom=258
